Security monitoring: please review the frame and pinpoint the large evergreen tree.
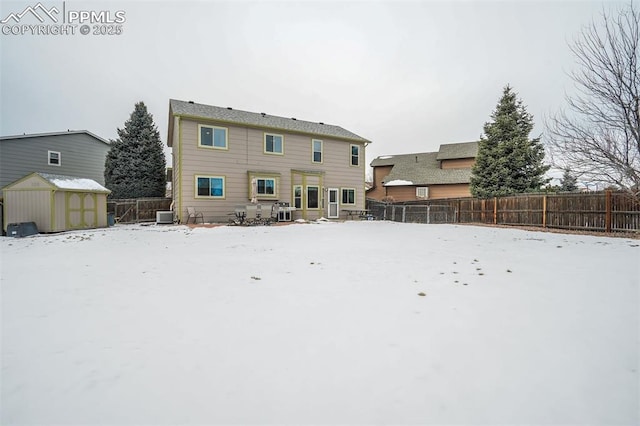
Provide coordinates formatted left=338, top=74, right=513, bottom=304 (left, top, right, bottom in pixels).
left=105, top=102, right=167, bottom=199
left=470, top=85, right=549, bottom=197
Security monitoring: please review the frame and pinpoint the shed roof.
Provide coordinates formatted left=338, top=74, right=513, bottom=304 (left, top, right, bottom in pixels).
left=168, top=99, right=370, bottom=145
left=0, top=130, right=110, bottom=145
left=4, top=172, right=110, bottom=192
left=40, top=173, right=110, bottom=192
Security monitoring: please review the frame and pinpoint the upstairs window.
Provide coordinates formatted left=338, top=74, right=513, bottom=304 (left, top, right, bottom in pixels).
left=350, top=144, right=360, bottom=166
left=416, top=187, right=429, bottom=198
left=264, top=133, right=284, bottom=154
left=312, top=139, right=323, bottom=163
left=48, top=151, right=61, bottom=166
left=199, top=125, right=228, bottom=149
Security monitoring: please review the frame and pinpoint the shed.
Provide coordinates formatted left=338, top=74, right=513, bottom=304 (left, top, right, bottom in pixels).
left=3, top=172, right=111, bottom=233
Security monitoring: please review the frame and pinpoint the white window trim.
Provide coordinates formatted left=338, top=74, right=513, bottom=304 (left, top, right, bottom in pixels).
left=293, top=185, right=302, bottom=209
left=341, top=188, right=356, bottom=205
left=198, top=124, right=228, bottom=150
left=195, top=175, right=226, bottom=199
left=264, top=133, right=284, bottom=155
left=312, top=139, right=323, bottom=164
left=350, top=144, right=360, bottom=166
left=48, top=150, right=61, bottom=166
left=416, top=187, right=429, bottom=198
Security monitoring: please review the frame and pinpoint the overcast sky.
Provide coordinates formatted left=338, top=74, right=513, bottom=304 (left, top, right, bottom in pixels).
left=0, top=0, right=625, bottom=171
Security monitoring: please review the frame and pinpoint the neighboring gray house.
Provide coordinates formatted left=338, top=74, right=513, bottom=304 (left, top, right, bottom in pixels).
left=0, top=130, right=110, bottom=189
left=168, top=99, right=371, bottom=222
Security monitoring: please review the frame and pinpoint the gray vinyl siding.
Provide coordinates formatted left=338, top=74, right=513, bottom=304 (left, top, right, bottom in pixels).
left=0, top=133, right=109, bottom=189
left=176, top=118, right=366, bottom=222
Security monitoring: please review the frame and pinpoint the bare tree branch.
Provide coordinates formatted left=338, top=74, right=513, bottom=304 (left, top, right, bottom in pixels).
left=546, top=2, right=640, bottom=195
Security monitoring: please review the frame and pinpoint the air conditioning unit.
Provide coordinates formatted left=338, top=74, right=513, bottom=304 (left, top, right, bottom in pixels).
left=156, top=211, right=174, bottom=224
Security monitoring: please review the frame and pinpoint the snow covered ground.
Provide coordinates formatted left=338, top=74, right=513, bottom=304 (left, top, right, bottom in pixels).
left=1, top=221, right=638, bottom=425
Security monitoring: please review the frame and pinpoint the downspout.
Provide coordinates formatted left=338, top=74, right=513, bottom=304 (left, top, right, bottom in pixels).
left=363, top=142, right=369, bottom=210
left=177, top=116, right=183, bottom=224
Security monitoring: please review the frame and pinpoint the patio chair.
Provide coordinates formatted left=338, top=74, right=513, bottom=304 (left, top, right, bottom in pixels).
left=229, top=205, right=246, bottom=225
left=245, top=204, right=258, bottom=225
left=186, top=207, right=204, bottom=224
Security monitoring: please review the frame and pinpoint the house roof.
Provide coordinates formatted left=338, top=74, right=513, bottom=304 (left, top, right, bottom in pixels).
left=370, top=141, right=479, bottom=187
left=0, top=130, right=110, bottom=145
left=436, top=141, right=478, bottom=160
left=377, top=152, right=473, bottom=186
left=37, top=173, right=109, bottom=192
left=168, top=99, right=371, bottom=145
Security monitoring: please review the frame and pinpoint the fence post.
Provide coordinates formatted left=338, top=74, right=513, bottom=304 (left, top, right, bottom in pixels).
left=427, top=205, right=431, bottom=224
left=493, top=197, right=498, bottom=224
left=605, top=190, right=612, bottom=232
left=402, top=206, right=406, bottom=223
left=457, top=199, right=461, bottom=223
left=542, top=195, right=547, bottom=228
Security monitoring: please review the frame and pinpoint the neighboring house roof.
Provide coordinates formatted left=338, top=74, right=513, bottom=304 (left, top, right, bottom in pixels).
left=369, top=155, right=397, bottom=167
left=436, top=141, right=478, bottom=160
left=168, top=99, right=371, bottom=145
left=0, top=130, right=110, bottom=145
left=370, top=141, right=479, bottom=186
left=377, top=152, right=473, bottom=186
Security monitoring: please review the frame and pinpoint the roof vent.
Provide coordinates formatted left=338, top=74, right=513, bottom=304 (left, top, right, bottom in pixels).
left=188, top=100, right=194, bottom=104
left=291, top=117, right=297, bottom=120
left=227, top=107, right=233, bottom=110
left=261, top=112, right=266, bottom=117
left=319, top=122, right=324, bottom=125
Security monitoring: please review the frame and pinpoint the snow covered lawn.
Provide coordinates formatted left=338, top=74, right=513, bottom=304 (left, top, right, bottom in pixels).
left=1, top=221, right=638, bottom=424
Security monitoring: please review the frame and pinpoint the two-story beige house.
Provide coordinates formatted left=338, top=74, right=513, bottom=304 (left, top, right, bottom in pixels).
left=168, top=99, right=371, bottom=223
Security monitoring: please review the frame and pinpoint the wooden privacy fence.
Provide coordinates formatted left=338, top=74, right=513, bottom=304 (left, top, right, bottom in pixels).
left=367, top=191, right=640, bottom=233
left=107, top=198, right=172, bottom=223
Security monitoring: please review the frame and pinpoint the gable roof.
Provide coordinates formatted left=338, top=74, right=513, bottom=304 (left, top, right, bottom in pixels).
left=376, top=152, right=473, bottom=186
left=39, top=173, right=110, bottom=192
left=370, top=141, right=479, bottom=186
left=168, top=99, right=370, bottom=145
left=436, top=141, right=478, bottom=160
left=0, top=130, right=110, bottom=145
left=3, top=172, right=110, bottom=192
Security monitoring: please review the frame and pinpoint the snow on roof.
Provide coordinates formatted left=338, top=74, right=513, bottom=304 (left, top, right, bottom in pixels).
left=378, top=155, right=393, bottom=159
left=38, top=173, right=110, bottom=192
left=384, top=179, right=414, bottom=186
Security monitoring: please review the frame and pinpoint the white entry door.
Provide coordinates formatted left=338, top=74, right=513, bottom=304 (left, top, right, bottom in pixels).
left=328, top=188, right=339, bottom=218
